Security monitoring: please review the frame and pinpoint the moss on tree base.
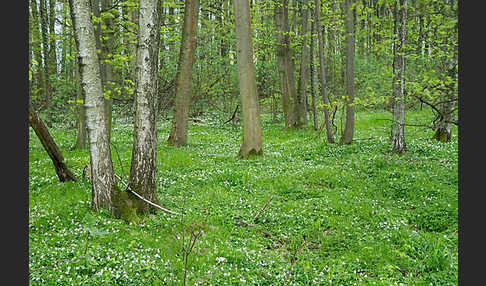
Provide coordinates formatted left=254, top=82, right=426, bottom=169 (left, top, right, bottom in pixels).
left=432, top=128, right=451, bottom=143
left=112, top=190, right=140, bottom=223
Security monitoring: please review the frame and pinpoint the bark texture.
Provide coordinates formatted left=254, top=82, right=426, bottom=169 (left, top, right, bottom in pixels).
left=391, top=0, right=408, bottom=154
left=167, top=0, right=200, bottom=146
left=339, top=0, right=356, bottom=145
left=128, top=0, right=162, bottom=214
left=313, top=0, right=334, bottom=143
left=70, top=0, right=120, bottom=213
left=297, top=5, right=310, bottom=126
left=29, top=101, right=77, bottom=182
left=275, top=0, right=300, bottom=128
left=234, top=0, right=263, bottom=158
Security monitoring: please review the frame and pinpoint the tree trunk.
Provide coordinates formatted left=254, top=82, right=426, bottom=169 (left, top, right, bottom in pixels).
left=70, top=0, right=122, bottom=215
left=313, top=0, right=334, bottom=143
left=101, top=0, right=115, bottom=142
left=309, top=7, right=318, bottom=131
left=234, top=0, right=263, bottom=158
left=73, top=56, right=87, bottom=150
left=48, top=0, right=58, bottom=77
left=274, top=0, right=300, bottom=128
left=339, top=0, right=356, bottom=145
left=432, top=99, right=454, bottom=143
left=30, top=0, right=47, bottom=104
left=39, top=0, right=51, bottom=115
left=29, top=100, right=77, bottom=182
left=391, top=0, right=408, bottom=154
left=167, top=0, right=200, bottom=146
left=297, top=4, right=310, bottom=126
left=128, top=0, right=163, bottom=215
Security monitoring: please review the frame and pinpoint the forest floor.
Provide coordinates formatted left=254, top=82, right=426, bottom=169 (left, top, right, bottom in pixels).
left=28, top=108, right=458, bottom=285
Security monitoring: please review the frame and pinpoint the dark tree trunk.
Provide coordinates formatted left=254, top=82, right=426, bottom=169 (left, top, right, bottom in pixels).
left=339, top=0, right=356, bottom=145
left=168, top=0, right=200, bottom=146
left=29, top=100, right=77, bottom=182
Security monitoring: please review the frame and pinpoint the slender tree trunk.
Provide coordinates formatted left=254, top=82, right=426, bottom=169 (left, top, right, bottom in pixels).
left=275, top=0, right=299, bottom=128
left=49, top=0, right=58, bottom=77
left=310, top=7, right=318, bottom=130
left=339, top=0, right=356, bottom=145
left=128, top=0, right=163, bottom=215
left=30, top=0, right=47, bottom=103
left=391, top=0, right=408, bottom=154
left=297, top=4, right=310, bottom=126
left=73, top=56, right=87, bottom=150
left=29, top=100, right=77, bottom=182
left=101, top=0, right=115, bottom=142
left=40, top=0, right=51, bottom=114
left=314, top=0, right=334, bottom=143
left=167, top=0, right=200, bottom=146
left=234, top=0, right=263, bottom=158
left=70, top=0, right=121, bottom=214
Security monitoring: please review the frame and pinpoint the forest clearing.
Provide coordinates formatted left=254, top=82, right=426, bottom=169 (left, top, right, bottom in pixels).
left=28, top=0, right=457, bottom=284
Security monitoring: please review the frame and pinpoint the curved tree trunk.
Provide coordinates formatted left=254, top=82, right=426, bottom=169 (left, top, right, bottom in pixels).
left=128, top=0, right=162, bottom=215
left=234, top=0, right=263, bottom=158
left=167, top=0, right=200, bottom=146
left=339, top=0, right=356, bottom=145
left=313, top=0, right=334, bottom=143
left=29, top=100, right=77, bottom=182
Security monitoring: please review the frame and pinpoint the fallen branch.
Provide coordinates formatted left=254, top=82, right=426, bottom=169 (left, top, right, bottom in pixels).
left=375, top=118, right=434, bottom=129
left=223, top=105, right=239, bottom=124
left=114, top=174, right=180, bottom=216
left=253, top=196, right=273, bottom=221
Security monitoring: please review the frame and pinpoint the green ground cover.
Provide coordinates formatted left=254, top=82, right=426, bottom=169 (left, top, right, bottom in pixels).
left=28, top=109, right=458, bottom=285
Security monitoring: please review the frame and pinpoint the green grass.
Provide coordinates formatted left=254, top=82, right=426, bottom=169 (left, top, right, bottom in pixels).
left=29, top=108, right=458, bottom=285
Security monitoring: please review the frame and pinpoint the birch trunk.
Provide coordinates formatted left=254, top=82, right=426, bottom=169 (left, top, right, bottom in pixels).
left=167, top=0, right=200, bottom=146
left=128, top=0, right=162, bottom=214
left=234, top=0, right=263, bottom=158
left=69, top=0, right=120, bottom=213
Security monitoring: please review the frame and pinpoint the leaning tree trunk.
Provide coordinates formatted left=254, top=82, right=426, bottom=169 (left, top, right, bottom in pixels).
left=167, top=0, right=200, bottom=146
left=70, top=0, right=122, bottom=215
left=29, top=100, right=77, bottom=182
left=128, top=0, right=163, bottom=215
left=275, top=0, right=300, bottom=129
left=313, top=0, right=334, bottom=143
left=234, top=0, right=263, bottom=158
left=391, top=0, right=408, bottom=154
left=339, top=0, right=356, bottom=145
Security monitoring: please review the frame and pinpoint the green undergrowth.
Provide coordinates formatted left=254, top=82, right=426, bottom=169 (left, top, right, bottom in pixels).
left=29, top=109, right=458, bottom=285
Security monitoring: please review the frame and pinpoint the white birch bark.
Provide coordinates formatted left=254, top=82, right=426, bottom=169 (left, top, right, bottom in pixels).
left=128, top=0, right=162, bottom=214
left=70, top=0, right=117, bottom=212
